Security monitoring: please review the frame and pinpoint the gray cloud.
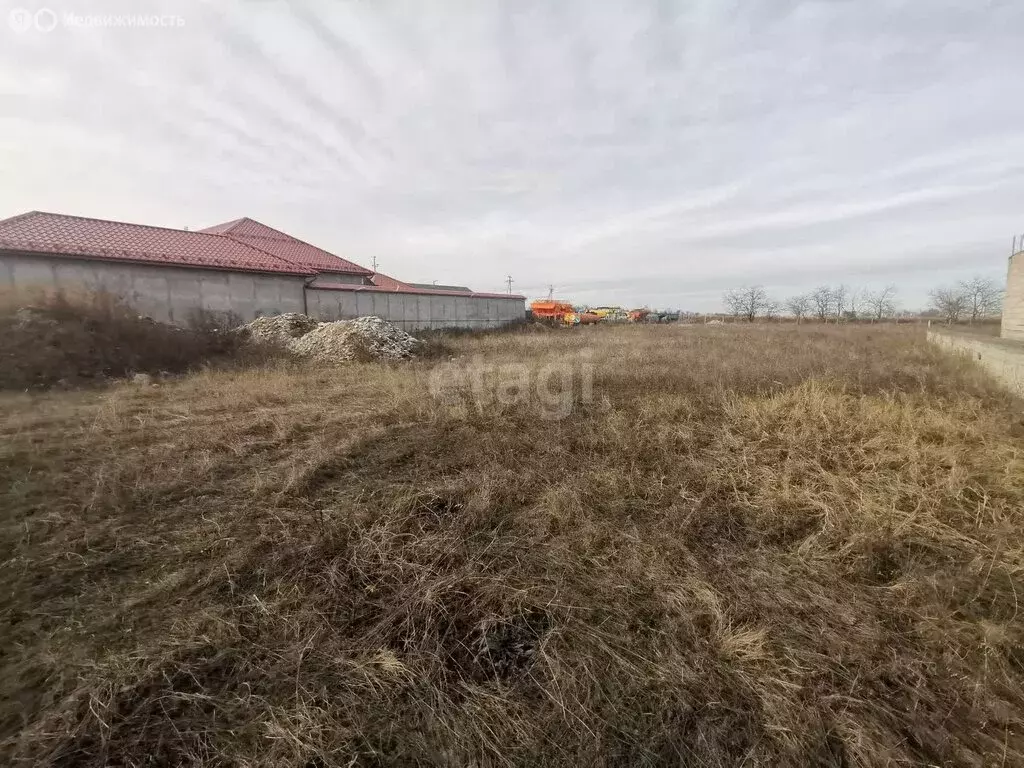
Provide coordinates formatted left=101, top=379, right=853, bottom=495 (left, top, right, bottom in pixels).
left=1, top=0, right=1021, bottom=309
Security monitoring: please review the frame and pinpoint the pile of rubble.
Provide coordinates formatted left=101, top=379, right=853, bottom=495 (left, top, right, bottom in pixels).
left=244, top=312, right=319, bottom=346
left=242, top=313, right=419, bottom=362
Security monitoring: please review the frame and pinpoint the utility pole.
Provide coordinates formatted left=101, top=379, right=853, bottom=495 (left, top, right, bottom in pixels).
left=506, top=275, right=514, bottom=294
left=371, top=256, right=379, bottom=273
left=547, top=284, right=554, bottom=300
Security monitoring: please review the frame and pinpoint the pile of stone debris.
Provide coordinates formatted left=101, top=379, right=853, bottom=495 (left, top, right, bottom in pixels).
left=242, top=313, right=420, bottom=362
left=243, top=313, right=319, bottom=346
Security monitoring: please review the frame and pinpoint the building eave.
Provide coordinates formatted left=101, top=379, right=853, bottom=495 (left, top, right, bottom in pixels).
left=0, top=247, right=315, bottom=278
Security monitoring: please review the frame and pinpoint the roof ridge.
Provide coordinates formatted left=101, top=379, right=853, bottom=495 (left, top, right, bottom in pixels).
left=9, top=210, right=223, bottom=238
left=230, top=218, right=338, bottom=250
left=225, top=234, right=318, bottom=274
left=0, top=210, right=316, bottom=276
left=231, top=219, right=295, bottom=241
left=198, top=216, right=247, bottom=235
left=210, top=233, right=317, bottom=275
left=200, top=217, right=298, bottom=241
left=0, top=210, right=44, bottom=227
left=220, top=222, right=373, bottom=276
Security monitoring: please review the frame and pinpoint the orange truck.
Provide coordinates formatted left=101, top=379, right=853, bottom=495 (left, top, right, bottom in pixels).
left=530, top=299, right=576, bottom=324
left=530, top=300, right=605, bottom=326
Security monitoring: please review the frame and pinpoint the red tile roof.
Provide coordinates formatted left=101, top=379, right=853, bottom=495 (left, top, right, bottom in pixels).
left=370, top=272, right=417, bottom=291
left=199, top=218, right=372, bottom=276
left=0, top=211, right=315, bottom=276
left=316, top=271, right=525, bottom=300
left=0, top=211, right=525, bottom=301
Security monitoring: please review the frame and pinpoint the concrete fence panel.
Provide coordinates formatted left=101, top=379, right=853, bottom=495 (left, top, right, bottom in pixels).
left=929, top=331, right=1024, bottom=397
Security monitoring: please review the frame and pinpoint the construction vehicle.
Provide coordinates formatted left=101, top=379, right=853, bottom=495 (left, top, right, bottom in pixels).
left=529, top=299, right=578, bottom=325
left=589, top=306, right=627, bottom=322
left=530, top=299, right=606, bottom=327
left=565, top=311, right=602, bottom=325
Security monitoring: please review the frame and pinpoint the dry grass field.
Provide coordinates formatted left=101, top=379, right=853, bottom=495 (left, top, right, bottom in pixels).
left=2, top=323, right=1024, bottom=766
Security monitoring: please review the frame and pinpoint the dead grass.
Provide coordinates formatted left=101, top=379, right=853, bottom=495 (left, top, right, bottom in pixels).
left=0, top=288, right=273, bottom=390
left=2, top=324, right=1023, bottom=766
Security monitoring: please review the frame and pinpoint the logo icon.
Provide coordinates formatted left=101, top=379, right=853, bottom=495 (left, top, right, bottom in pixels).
left=8, top=7, right=32, bottom=33
left=34, top=7, right=57, bottom=32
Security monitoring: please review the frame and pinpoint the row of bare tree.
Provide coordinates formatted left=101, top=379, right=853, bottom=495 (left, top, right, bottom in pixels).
left=722, top=276, right=1002, bottom=324
left=927, top=277, right=1003, bottom=324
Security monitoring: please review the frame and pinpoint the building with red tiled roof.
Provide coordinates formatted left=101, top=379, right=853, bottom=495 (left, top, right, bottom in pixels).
left=0, top=210, right=526, bottom=330
left=198, top=217, right=372, bottom=279
left=0, top=211, right=314, bottom=276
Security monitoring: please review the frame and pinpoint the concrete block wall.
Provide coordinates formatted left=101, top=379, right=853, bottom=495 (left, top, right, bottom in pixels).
left=1003, top=252, right=1024, bottom=341
left=928, top=330, right=1024, bottom=396
left=0, top=252, right=526, bottom=331
left=306, top=288, right=525, bottom=330
left=310, top=272, right=366, bottom=286
left=1, top=252, right=306, bottom=324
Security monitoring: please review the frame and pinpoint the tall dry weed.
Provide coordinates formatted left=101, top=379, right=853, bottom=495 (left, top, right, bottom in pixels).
left=1, top=324, right=1022, bottom=766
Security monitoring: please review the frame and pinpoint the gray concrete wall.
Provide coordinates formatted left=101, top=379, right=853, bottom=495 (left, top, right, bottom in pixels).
left=928, top=330, right=1024, bottom=397
left=310, top=272, right=367, bottom=286
left=1, top=252, right=306, bottom=325
left=1003, top=252, right=1024, bottom=341
left=0, top=252, right=526, bottom=330
left=306, top=288, right=525, bottom=331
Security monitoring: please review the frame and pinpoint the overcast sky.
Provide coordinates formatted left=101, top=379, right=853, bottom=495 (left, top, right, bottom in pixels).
left=2, top=1, right=1022, bottom=310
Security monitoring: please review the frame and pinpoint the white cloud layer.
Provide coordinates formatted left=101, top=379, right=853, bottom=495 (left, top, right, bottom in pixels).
left=2, top=0, right=1022, bottom=309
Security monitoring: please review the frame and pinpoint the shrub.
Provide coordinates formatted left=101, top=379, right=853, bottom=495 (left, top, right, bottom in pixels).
left=0, top=289, right=266, bottom=390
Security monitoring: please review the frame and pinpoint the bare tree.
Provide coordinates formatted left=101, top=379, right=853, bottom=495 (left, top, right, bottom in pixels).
left=723, top=289, right=743, bottom=320
left=929, top=286, right=966, bottom=324
left=863, top=285, right=898, bottom=322
left=763, top=299, right=781, bottom=320
left=810, top=286, right=833, bottom=322
left=785, top=294, right=811, bottom=323
left=831, top=284, right=848, bottom=323
left=723, top=286, right=770, bottom=322
left=958, top=276, right=1002, bottom=324
left=847, top=288, right=863, bottom=321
